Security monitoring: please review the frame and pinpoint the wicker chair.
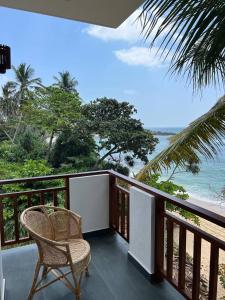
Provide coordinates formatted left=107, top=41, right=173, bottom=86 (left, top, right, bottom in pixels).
left=20, top=205, right=91, bottom=300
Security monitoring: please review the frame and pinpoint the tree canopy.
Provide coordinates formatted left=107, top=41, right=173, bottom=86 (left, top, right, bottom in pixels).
left=83, top=98, right=158, bottom=167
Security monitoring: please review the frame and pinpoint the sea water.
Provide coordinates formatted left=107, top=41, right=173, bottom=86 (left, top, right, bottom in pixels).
left=132, top=127, right=225, bottom=204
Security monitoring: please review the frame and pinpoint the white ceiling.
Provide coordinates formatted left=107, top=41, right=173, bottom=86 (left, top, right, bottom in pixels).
left=0, top=0, right=145, bottom=28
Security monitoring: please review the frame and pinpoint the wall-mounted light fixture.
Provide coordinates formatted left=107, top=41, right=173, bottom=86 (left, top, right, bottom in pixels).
left=0, top=45, right=11, bottom=74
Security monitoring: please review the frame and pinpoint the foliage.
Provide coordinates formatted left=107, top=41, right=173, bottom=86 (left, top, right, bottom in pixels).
left=0, top=81, right=17, bottom=120
left=12, top=63, right=41, bottom=104
left=19, top=159, right=52, bottom=178
left=24, top=87, right=81, bottom=133
left=53, top=71, right=78, bottom=94
left=83, top=98, right=158, bottom=167
left=137, top=95, right=225, bottom=179
left=141, top=0, right=225, bottom=90
left=0, top=159, right=53, bottom=193
left=23, top=87, right=82, bottom=158
left=0, top=128, right=47, bottom=163
left=100, top=162, right=130, bottom=176
left=51, top=129, right=98, bottom=169
left=219, top=264, right=225, bottom=295
left=139, top=173, right=200, bottom=224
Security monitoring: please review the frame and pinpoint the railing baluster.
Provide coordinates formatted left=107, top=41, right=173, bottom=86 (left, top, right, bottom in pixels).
left=118, top=190, right=121, bottom=232
left=126, top=194, right=130, bottom=242
left=192, top=235, right=201, bottom=299
left=13, top=195, right=19, bottom=242
left=27, top=194, right=32, bottom=207
left=53, top=191, right=58, bottom=206
left=121, top=192, right=125, bottom=236
left=40, top=192, right=45, bottom=205
left=64, top=177, right=70, bottom=209
left=155, top=197, right=165, bottom=281
left=109, top=175, right=116, bottom=230
left=167, top=219, right=173, bottom=279
left=115, top=190, right=119, bottom=231
left=208, top=244, right=219, bottom=300
left=178, top=226, right=186, bottom=291
left=0, top=200, right=5, bottom=246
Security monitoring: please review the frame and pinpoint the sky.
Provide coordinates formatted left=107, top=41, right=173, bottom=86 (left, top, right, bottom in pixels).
left=0, top=6, right=224, bottom=128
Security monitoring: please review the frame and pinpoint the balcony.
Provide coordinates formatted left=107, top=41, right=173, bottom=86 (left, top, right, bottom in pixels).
left=2, top=233, right=183, bottom=300
left=0, top=170, right=225, bottom=299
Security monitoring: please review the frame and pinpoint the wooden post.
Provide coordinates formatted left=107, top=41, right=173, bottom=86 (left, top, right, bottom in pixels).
left=154, top=196, right=165, bottom=282
left=65, top=177, right=70, bottom=209
left=0, top=200, right=4, bottom=247
left=109, top=175, right=116, bottom=230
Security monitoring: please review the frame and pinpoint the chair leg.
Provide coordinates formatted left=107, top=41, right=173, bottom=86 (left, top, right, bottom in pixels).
left=28, top=261, right=41, bottom=300
left=75, top=272, right=84, bottom=300
left=42, top=266, right=48, bottom=279
left=85, top=267, right=90, bottom=277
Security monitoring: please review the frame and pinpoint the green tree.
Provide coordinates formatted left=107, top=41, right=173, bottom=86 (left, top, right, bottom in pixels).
left=0, top=127, right=47, bottom=163
left=0, top=64, right=41, bottom=144
left=53, top=71, right=78, bottom=94
left=51, top=129, right=98, bottom=169
left=141, top=0, right=225, bottom=90
left=12, top=63, right=41, bottom=104
left=24, top=87, right=82, bottom=159
left=0, top=81, right=17, bottom=119
left=83, top=98, right=158, bottom=167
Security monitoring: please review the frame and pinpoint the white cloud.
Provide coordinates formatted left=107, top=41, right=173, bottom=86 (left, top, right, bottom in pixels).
left=85, top=9, right=142, bottom=43
left=85, top=8, right=171, bottom=45
left=114, top=46, right=172, bottom=68
left=85, top=7, right=175, bottom=69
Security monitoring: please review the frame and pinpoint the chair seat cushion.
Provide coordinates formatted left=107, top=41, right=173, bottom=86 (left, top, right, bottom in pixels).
left=67, top=239, right=91, bottom=274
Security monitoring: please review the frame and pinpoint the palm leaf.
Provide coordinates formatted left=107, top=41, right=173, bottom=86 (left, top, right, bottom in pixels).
left=140, top=0, right=225, bottom=89
left=137, top=95, right=225, bottom=179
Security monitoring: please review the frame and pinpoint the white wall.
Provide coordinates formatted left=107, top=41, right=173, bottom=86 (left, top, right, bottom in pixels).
left=128, top=187, right=155, bottom=274
left=69, top=174, right=109, bottom=233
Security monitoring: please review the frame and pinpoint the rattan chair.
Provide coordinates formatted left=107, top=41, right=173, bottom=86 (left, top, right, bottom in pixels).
left=20, top=205, right=91, bottom=300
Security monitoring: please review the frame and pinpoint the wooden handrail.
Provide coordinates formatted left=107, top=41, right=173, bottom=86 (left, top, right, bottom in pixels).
left=1, top=169, right=225, bottom=228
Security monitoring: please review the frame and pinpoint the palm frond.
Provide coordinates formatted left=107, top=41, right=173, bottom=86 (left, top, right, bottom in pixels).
left=140, top=0, right=225, bottom=89
left=137, top=95, right=225, bottom=179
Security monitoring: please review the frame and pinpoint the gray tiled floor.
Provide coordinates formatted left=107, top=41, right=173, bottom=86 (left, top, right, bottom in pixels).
left=2, top=233, right=184, bottom=300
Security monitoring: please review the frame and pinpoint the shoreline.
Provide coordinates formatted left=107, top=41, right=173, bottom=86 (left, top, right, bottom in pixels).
left=187, top=196, right=225, bottom=216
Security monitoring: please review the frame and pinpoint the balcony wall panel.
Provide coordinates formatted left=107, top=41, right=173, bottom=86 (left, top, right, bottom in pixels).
left=69, top=174, right=109, bottom=233
left=128, top=187, right=155, bottom=275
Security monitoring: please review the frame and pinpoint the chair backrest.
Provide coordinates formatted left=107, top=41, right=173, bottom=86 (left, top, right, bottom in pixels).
left=21, top=205, right=82, bottom=242
left=23, top=209, right=54, bottom=240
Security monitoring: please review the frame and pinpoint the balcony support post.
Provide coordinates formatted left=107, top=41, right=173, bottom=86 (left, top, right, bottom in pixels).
left=154, top=197, right=165, bottom=283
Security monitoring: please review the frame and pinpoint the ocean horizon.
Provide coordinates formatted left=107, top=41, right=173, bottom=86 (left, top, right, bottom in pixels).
left=134, top=127, right=225, bottom=205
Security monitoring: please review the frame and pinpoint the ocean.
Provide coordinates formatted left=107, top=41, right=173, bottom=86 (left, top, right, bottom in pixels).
left=131, top=127, right=225, bottom=204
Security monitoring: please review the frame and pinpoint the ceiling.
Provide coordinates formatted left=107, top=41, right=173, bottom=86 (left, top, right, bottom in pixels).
left=0, top=0, right=145, bottom=28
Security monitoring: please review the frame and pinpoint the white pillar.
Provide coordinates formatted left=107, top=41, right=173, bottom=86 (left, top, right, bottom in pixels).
left=69, top=174, right=109, bottom=233
left=128, top=187, right=155, bottom=275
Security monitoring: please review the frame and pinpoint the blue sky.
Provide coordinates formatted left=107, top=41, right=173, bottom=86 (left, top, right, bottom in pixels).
left=0, top=6, right=224, bottom=127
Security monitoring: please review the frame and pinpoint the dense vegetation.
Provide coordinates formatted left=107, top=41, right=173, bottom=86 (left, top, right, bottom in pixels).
left=0, top=63, right=158, bottom=180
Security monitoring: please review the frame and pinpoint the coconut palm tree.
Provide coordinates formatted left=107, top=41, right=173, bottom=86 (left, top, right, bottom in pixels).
left=12, top=63, right=41, bottom=105
left=53, top=71, right=78, bottom=93
left=0, top=81, right=17, bottom=119
left=137, top=95, right=225, bottom=180
left=137, top=1, right=225, bottom=180
left=140, top=0, right=225, bottom=90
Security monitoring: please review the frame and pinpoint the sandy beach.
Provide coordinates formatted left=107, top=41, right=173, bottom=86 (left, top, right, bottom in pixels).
left=174, top=197, right=225, bottom=298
